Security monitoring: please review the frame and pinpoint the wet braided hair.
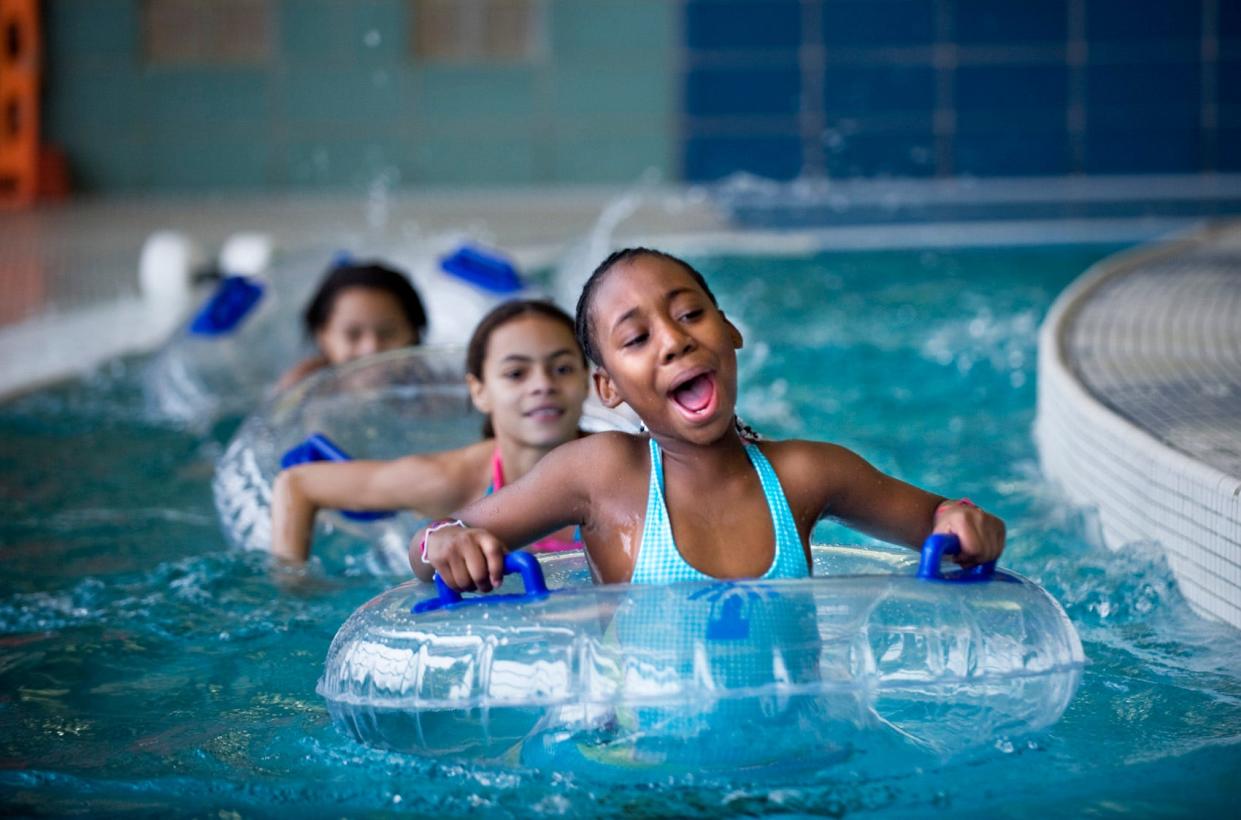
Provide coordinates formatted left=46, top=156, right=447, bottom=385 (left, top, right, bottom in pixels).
left=573, top=248, right=759, bottom=440
left=573, top=247, right=719, bottom=367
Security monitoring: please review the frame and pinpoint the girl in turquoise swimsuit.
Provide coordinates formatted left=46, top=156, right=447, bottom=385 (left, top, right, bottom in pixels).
left=272, top=299, right=587, bottom=565
left=412, top=248, right=1006, bottom=589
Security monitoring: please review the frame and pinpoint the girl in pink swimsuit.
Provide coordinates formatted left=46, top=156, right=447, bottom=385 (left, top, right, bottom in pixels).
left=271, top=299, right=588, bottom=565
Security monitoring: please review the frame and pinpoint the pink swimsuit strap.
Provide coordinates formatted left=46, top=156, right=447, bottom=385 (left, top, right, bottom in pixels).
left=488, top=446, right=581, bottom=554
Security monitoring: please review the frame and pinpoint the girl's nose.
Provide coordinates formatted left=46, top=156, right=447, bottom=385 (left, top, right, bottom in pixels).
left=658, top=321, right=694, bottom=364
left=530, top=366, right=558, bottom=394
left=357, top=334, right=380, bottom=356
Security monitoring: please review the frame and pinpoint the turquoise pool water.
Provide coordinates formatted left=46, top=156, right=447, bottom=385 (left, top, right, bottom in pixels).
left=3, top=244, right=1240, bottom=816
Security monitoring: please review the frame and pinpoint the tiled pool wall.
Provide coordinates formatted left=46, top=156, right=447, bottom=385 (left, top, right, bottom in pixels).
left=1036, top=228, right=1241, bottom=629
left=684, top=0, right=1240, bottom=180
left=41, top=0, right=1241, bottom=193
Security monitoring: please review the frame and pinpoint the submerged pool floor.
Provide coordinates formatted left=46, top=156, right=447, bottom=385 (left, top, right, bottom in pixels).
left=2, top=245, right=1240, bottom=816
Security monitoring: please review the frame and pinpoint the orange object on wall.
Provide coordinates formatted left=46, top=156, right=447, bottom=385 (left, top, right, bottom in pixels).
left=0, top=0, right=40, bottom=208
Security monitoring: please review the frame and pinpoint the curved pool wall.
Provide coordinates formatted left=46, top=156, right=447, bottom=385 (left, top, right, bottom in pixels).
left=1036, top=222, right=1241, bottom=629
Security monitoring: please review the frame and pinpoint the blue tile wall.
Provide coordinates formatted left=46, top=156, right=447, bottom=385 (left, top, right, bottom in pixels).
left=686, top=64, right=803, bottom=117
left=824, top=65, right=936, bottom=117
left=1224, top=3, right=1241, bottom=43
left=956, top=131, right=1072, bottom=177
left=680, top=0, right=1236, bottom=181
left=954, top=0, right=1066, bottom=46
left=1084, top=127, right=1202, bottom=174
left=687, top=0, right=802, bottom=51
left=1220, top=130, right=1241, bottom=172
left=824, top=128, right=936, bottom=177
left=821, top=0, right=936, bottom=48
left=684, top=135, right=804, bottom=180
left=956, top=65, right=1068, bottom=115
left=1085, top=0, right=1201, bottom=44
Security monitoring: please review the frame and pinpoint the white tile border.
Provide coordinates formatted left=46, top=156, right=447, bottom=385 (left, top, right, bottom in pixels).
left=1036, top=222, right=1241, bottom=629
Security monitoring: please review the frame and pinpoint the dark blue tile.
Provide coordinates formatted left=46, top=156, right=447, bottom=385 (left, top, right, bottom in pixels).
left=1084, top=127, right=1202, bottom=173
left=822, top=0, right=935, bottom=48
left=956, top=64, right=1067, bottom=112
left=686, top=64, right=802, bottom=117
left=1087, top=105, right=1199, bottom=133
left=955, top=129, right=1072, bottom=176
left=1220, top=61, right=1241, bottom=106
left=685, top=0, right=802, bottom=50
left=823, top=128, right=936, bottom=177
left=955, top=0, right=1067, bottom=45
left=1087, top=63, right=1200, bottom=109
left=1223, top=2, right=1241, bottom=42
left=682, top=134, right=804, bottom=181
left=957, top=108, right=1068, bottom=133
left=1219, top=129, right=1241, bottom=171
left=1087, top=0, right=1200, bottom=43
left=824, top=64, right=935, bottom=115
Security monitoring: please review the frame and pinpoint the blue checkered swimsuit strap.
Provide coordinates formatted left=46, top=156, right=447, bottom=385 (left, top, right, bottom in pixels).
left=629, top=436, right=809, bottom=584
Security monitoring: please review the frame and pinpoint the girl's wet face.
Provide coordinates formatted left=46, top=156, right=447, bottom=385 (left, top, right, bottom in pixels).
left=591, top=256, right=742, bottom=444
left=470, top=315, right=588, bottom=448
left=315, top=287, right=419, bottom=365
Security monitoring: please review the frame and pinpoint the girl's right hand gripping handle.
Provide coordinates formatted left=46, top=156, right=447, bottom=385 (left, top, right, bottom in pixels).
left=916, top=533, right=997, bottom=581
left=414, top=551, right=549, bottom=614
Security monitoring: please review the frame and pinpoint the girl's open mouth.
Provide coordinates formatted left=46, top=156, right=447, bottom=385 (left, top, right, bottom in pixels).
left=525, top=406, right=564, bottom=421
left=670, top=372, right=716, bottom=414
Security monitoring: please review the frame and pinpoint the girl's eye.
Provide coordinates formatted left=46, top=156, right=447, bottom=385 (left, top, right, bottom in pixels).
left=503, top=370, right=525, bottom=380
left=679, top=309, right=703, bottom=322
left=556, top=364, right=577, bottom=376
left=622, top=333, right=648, bottom=348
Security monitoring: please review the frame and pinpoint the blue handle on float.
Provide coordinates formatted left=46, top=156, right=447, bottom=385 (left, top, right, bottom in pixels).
left=916, top=533, right=997, bottom=582
left=413, top=551, right=550, bottom=614
left=189, top=275, right=265, bottom=336
left=279, top=433, right=396, bottom=522
left=439, top=244, right=524, bottom=294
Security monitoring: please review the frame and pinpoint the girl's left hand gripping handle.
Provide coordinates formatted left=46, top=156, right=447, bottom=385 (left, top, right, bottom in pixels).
left=279, top=433, right=396, bottom=522
left=414, top=551, right=549, bottom=614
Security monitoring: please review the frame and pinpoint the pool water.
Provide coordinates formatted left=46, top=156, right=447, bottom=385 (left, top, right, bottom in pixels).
left=3, top=244, right=1240, bottom=816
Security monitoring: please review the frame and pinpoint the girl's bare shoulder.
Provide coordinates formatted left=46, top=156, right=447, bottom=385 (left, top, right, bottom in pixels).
left=758, top=438, right=862, bottom=471
left=554, top=431, right=647, bottom=472
left=756, top=438, right=872, bottom=502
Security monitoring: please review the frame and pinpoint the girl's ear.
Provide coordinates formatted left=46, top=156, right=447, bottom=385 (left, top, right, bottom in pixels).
left=593, top=368, right=624, bottom=409
left=466, top=373, right=491, bottom=414
left=722, top=313, right=744, bottom=350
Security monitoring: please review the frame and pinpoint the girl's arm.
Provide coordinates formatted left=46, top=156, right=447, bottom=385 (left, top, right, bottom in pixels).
left=275, top=354, right=329, bottom=392
left=782, top=441, right=1005, bottom=567
left=271, top=448, right=481, bottom=563
left=411, top=436, right=600, bottom=587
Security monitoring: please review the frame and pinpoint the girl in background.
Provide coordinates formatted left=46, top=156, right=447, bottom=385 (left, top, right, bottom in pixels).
left=276, top=262, right=428, bottom=390
left=272, top=300, right=588, bottom=564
